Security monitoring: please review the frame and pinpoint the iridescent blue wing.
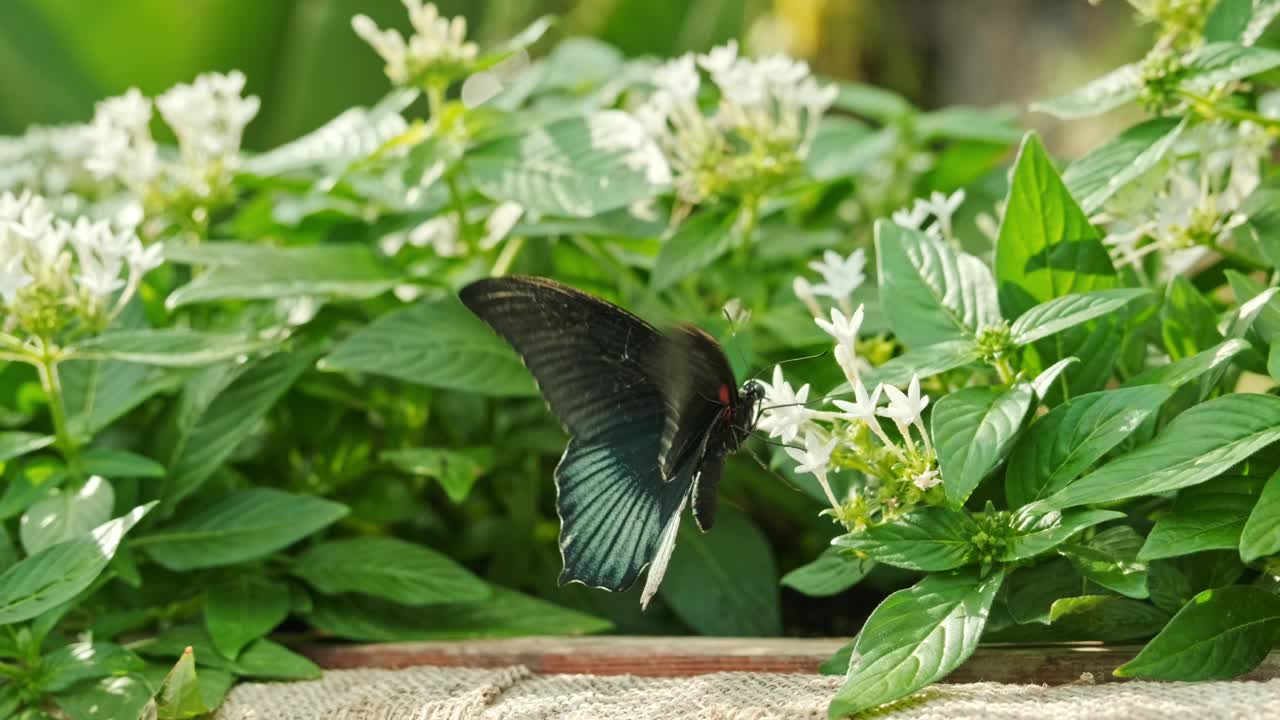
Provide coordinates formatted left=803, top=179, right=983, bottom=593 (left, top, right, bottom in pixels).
left=460, top=276, right=696, bottom=591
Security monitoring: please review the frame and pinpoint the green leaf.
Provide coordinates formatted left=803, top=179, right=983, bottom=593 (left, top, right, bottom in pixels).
left=242, top=89, right=417, bottom=175
left=1225, top=270, right=1280, bottom=343
left=1140, top=488, right=1254, bottom=560
left=0, top=502, right=152, bottom=625
left=860, top=340, right=980, bottom=388
left=320, top=297, right=537, bottom=397
left=0, top=432, right=53, bottom=462
left=1125, top=338, right=1250, bottom=388
left=1205, top=0, right=1255, bottom=42
left=1240, top=469, right=1280, bottom=562
left=1010, top=289, right=1150, bottom=346
left=916, top=106, right=1022, bottom=144
left=60, top=357, right=184, bottom=438
left=820, top=640, right=855, bottom=676
left=829, top=569, right=1003, bottom=717
left=1060, top=526, right=1149, bottom=599
left=833, top=507, right=979, bottom=571
left=1031, top=64, right=1142, bottom=119
left=68, top=329, right=275, bottom=367
left=166, top=244, right=402, bottom=308
left=55, top=674, right=154, bottom=720
left=1063, top=117, right=1187, bottom=213
left=20, top=476, right=114, bottom=555
left=0, top=461, right=66, bottom=521
left=468, top=111, right=667, bottom=218
left=234, top=638, right=321, bottom=680
left=157, top=349, right=318, bottom=511
left=1162, top=276, right=1225, bottom=361
left=156, top=647, right=209, bottom=719
left=205, top=576, right=291, bottom=659
left=1005, top=385, right=1173, bottom=507
left=1029, top=358, right=1079, bottom=400
left=1041, top=394, right=1280, bottom=509
left=305, top=586, right=612, bottom=641
left=660, top=509, right=781, bottom=635
left=382, top=446, right=495, bottom=504
left=290, top=536, right=489, bottom=606
left=42, top=640, right=145, bottom=692
left=932, top=384, right=1034, bottom=506
left=651, top=210, right=737, bottom=292
left=995, top=132, right=1115, bottom=320
left=833, top=81, right=913, bottom=120
left=875, top=220, right=1000, bottom=348
left=1000, top=509, right=1126, bottom=562
left=1046, top=595, right=1170, bottom=641
left=780, top=547, right=874, bottom=597
left=139, top=488, right=347, bottom=571
left=1116, top=586, right=1280, bottom=680
left=80, top=448, right=165, bottom=479
left=1004, top=558, right=1083, bottom=625
left=806, top=119, right=889, bottom=180
left=1185, top=42, right=1280, bottom=89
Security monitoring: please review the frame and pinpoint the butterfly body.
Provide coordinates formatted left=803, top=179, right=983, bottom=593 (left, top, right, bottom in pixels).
left=459, top=276, right=761, bottom=605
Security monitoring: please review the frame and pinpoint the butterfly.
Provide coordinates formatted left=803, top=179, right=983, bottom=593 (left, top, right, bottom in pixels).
left=460, top=275, right=764, bottom=607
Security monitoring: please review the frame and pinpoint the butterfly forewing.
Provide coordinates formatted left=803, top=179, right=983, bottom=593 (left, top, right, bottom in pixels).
left=657, top=325, right=739, bottom=482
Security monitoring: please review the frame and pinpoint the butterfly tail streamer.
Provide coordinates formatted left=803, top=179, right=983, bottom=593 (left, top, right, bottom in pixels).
left=640, top=492, right=689, bottom=609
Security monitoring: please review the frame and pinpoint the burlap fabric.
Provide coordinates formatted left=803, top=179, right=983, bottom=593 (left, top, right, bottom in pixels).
left=213, top=665, right=1280, bottom=719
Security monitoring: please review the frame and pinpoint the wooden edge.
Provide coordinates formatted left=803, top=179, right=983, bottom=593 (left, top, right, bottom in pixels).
left=301, top=637, right=1280, bottom=684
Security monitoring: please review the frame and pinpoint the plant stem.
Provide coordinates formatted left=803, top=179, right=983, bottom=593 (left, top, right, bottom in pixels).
left=1178, top=89, right=1280, bottom=133
left=35, top=354, right=82, bottom=483
left=992, top=356, right=1016, bottom=385
left=491, top=236, right=525, bottom=277
left=445, top=172, right=478, bottom=248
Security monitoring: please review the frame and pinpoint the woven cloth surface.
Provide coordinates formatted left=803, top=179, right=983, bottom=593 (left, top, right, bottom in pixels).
left=213, top=665, right=1280, bottom=719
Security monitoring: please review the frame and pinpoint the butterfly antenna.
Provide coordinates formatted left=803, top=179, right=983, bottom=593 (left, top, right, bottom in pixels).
left=748, top=350, right=830, bottom=384
left=721, top=306, right=752, bottom=378
left=741, top=442, right=806, bottom=494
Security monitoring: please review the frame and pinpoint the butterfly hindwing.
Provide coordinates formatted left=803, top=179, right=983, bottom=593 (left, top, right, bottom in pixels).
left=461, top=276, right=697, bottom=591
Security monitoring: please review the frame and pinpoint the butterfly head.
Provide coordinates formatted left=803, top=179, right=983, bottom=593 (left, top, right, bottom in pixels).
left=731, top=379, right=766, bottom=447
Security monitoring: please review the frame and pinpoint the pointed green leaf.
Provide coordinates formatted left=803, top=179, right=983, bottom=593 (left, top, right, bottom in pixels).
left=1031, top=64, right=1142, bottom=119
left=876, top=220, right=1000, bottom=348
left=139, top=489, right=347, bottom=571
left=833, top=507, right=979, bottom=571
left=382, top=447, right=495, bottom=504
left=780, top=547, right=874, bottom=597
left=651, top=210, right=737, bottom=292
left=860, top=340, right=980, bottom=388
left=156, top=647, right=208, bottom=719
left=68, top=329, right=275, bottom=367
left=1140, top=488, right=1254, bottom=560
left=1041, top=394, right=1280, bottom=509
left=995, top=132, right=1115, bottom=320
left=20, top=476, right=114, bottom=554
left=320, top=297, right=537, bottom=397
left=932, top=384, right=1034, bottom=506
left=829, top=569, right=1003, bottom=717
left=1241, top=469, right=1280, bottom=562
left=1000, top=509, right=1126, bottom=562
left=1116, top=586, right=1280, bottom=680
left=166, top=244, right=401, bottom=308
left=1010, top=288, right=1150, bottom=345
left=289, top=536, right=489, bottom=606
left=1006, top=385, right=1172, bottom=507
left=0, top=432, right=53, bottom=463
left=1059, top=526, right=1149, bottom=599
left=1063, top=117, right=1186, bottom=213
left=205, top=576, right=291, bottom=659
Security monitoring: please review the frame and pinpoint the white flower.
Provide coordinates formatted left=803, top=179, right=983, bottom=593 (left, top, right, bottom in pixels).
left=757, top=365, right=816, bottom=444
left=815, top=305, right=864, bottom=355
left=834, top=378, right=895, bottom=451
left=353, top=1, right=478, bottom=87
left=926, top=189, right=965, bottom=240
left=0, top=254, right=33, bottom=303
left=808, top=249, right=867, bottom=304
left=878, top=374, right=930, bottom=426
left=406, top=215, right=463, bottom=257
left=834, top=379, right=881, bottom=423
left=793, top=276, right=821, bottom=317
left=912, top=467, right=942, bottom=491
left=785, top=430, right=841, bottom=512
left=157, top=71, right=260, bottom=166
left=85, top=88, right=158, bottom=187
left=878, top=374, right=933, bottom=455
left=891, top=201, right=929, bottom=230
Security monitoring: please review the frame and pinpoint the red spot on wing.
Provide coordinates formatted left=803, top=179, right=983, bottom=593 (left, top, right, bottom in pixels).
left=718, top=384, right=731, bottom=404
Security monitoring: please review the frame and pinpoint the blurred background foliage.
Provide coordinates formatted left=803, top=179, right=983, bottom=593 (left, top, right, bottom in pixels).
left=0, top=0, right=1146, bottom=157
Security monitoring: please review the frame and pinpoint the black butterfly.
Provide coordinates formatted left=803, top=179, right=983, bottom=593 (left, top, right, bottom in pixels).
left=460, top=276, right=764, bottom=607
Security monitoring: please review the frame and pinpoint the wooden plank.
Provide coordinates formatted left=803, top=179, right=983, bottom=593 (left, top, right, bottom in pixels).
left=303, top=637, right=1280, bottom=684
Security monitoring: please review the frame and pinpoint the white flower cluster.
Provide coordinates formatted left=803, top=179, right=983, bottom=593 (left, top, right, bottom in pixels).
left=636, top=40, right=837, bottom=205
left=793, top=248, right=867, bottom=318
left=1097, top=120, right=1271, bottom=277
left=891, top=189, right=966, bottom=245
left=0, top=192, right=162, bottom=338
left=759, top=302, right=940, bottom=520
left=352, top=1, right=479, bottom=88
left=0, top=72, right=259, bottom=210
